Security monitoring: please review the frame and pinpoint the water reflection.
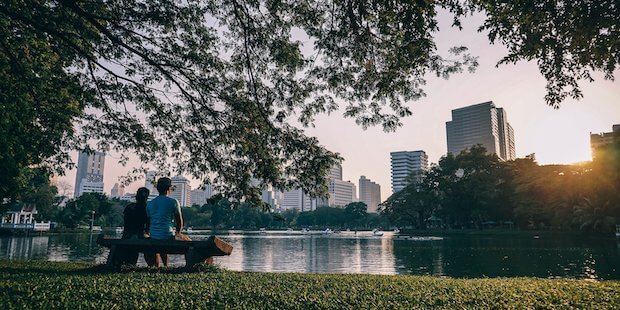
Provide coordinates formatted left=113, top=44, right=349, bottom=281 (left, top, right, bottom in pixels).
left=1, top=232, right=619, bottom=279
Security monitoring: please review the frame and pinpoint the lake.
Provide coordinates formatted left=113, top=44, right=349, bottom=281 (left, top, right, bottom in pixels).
left=1, top=230, right=619, bottom=279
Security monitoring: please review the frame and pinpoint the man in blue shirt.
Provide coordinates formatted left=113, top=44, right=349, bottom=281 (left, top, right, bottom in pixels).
left=146, top=177, right=190, bottom=266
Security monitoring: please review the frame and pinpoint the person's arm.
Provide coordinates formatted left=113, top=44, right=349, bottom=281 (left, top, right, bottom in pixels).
left=145, top=216, right=151, bottom=235
left=174, top=202, right=183, bottom=234
left=145, top=204, right=151, bottom=236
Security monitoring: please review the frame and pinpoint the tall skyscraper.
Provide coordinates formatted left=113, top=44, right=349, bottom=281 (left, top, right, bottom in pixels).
left=170, top=176, right=191, bottom=207
left=359, top=176, right=381, bottom=213
left=328, top=163, right=343, bottom=180
left=326, top=162, right=356, bottom=207
left=390, top=150, right=428, bottom=193
left=74, top=151, right=105, bottom=198
left=446, top=101, right=516, bottom=161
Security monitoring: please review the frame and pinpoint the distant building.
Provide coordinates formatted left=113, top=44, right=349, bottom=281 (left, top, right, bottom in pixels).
left=170, top=176, right=191, bottom=207
left=590, top=124, right=620, bottom=159
left=119, top=193, right=136, bottom=202
left=1, top=204, right=50, bottom=231
left=143, top=171, right=161, bottom=200
left=191, top=184, right=217, bottom=206
left=281, top=188, right=313, bottom=212
left=329, top=163, right=343, bottom=180
left=74, top=151, right=105, bottom=198
left=110, top=183, right=125, bottom=198
left=191, top=189, right=206, bottom=206
left=390, top=150, right=428, bottom=193
left=359, top=176, right=381, bottom=213
left=446, top=101, right=516, bottom=161
left=328, top=179, right=356, bottom=207
left=261, top=186, right=281, bottom=211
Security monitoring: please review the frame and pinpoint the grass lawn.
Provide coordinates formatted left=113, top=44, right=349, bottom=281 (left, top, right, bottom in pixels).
left=0, top=259, right=618, bottom=309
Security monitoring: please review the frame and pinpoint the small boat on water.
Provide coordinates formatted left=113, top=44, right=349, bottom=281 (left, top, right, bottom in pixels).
left=372, top=229, right=384, bottom=237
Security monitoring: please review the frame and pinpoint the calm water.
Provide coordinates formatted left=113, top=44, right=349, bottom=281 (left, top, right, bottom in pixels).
left=1, top=231, right=619, bottom=279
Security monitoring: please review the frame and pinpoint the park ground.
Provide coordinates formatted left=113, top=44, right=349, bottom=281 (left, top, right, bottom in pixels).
left=0, top=259, right=618, bottom=308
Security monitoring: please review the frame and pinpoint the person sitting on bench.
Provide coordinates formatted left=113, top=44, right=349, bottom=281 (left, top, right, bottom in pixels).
left=121, top=187, right=158, bottom=266
left=147, top=177, right=191, bottom=267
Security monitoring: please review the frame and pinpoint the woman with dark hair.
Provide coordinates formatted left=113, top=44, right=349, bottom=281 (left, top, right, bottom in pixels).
left=121, top=187, right=157, bottom=266
left=123, top=187, right=150, bottom=239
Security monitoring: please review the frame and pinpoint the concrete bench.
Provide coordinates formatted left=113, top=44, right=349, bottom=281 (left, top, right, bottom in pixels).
left=97, top=234, right=233, bottom=268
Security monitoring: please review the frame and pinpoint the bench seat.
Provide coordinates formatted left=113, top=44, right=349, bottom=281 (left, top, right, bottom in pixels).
left=97, top=235, right=233, bottom=268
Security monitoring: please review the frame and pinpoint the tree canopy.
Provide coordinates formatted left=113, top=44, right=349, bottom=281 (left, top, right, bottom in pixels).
left=1, top=0, right=617, bottom=200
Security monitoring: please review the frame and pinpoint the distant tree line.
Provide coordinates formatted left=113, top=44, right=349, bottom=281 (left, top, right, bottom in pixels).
left=381, top=136, right=620, bottom=235
left=183, top=196, right=390, bottom=230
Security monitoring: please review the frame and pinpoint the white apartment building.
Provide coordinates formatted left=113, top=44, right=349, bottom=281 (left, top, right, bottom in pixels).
left=170, top=176, right=191, bottom=207
left=328, top=179, right=356, bottom=207
left=446, top=101, right=516, bottom=161
left=281, top=188, right=314, bottom=212
left=74, top=151, right=105, bottom=197
left=359, top=176, right=381, bottom=213
left=390, top=150, right=428, bottom=193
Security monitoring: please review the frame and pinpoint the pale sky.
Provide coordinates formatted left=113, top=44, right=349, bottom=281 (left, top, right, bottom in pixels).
left=59, top=11, right=620, bottom=201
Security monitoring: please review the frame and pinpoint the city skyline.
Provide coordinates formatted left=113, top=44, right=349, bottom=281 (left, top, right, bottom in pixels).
left=58, top=11, right=619, bottom=202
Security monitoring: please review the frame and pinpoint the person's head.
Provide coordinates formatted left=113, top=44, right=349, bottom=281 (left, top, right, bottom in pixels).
left=156, top=177, right=172, bottom=196
left=136, top=187, right=150, bottom=203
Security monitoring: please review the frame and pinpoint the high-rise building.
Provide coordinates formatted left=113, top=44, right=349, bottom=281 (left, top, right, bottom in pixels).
left=359, top=176, right=381, bottom=213
left=590, top=124, right=620, bottom=159
left=190, top=189, right=206, bottom=206
left=328, top=163, right=343, bottom=181
left=328, top=179, right=356, bottom=207
left=390, top=150, right=428, bottom=193
left=261, top=186, right=281, bottom=211
left=74, top=151, right=105, bottom=198
left=325, top=163, right=357, bottom=207
left=143, top=171, right=160, bottom=200
left=280, top=163, right=355, bottom=210
left=170, top=176, right=191, bottom=207
left=190, top=184, right=216, bottom=206
left=281, top=188, right=313, bottom=212
left=446, top=101, right=516, bottom=161
left=110, top=183, right=125, bottom=198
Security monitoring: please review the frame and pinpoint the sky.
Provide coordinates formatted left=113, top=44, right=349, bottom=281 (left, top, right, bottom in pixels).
left=58, top=10, right=620, bottom=201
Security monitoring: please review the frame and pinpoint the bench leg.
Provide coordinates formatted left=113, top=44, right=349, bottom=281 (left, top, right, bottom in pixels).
left=185, top=247, right=196, bottom=269
left=106, top=245, right=118, bottom=267
left=185, top=247, right=215, bottom=269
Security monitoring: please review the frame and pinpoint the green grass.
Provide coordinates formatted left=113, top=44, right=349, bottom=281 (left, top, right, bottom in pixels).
left=1, top=260, right=618, bottom=309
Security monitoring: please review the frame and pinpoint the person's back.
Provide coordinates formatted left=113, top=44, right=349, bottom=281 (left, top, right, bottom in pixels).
left=146, top=195, right=180, bottom=240
left=122, top=202, right=148, bottom=238
left=123, top=187, right=150, bottom=239
left=120, top=187, right=150, bottom=265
